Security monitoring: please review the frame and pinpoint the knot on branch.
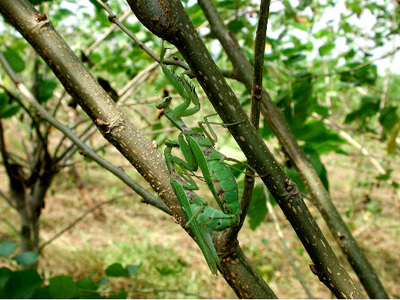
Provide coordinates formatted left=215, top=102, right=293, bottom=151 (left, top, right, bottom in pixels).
left=215, top=232, right=239, bottom=260
left=278, top=178, right=299, bottom=202
left=127, top=0, right=180, bottom=41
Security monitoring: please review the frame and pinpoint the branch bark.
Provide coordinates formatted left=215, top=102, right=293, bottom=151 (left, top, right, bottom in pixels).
left=0, top=0, right=181, bottom=240
left=196, top=0, right=388, bottom=298
left=0, top=1, right=277, bottom=297
left=127, top=0, right=363, bottom=298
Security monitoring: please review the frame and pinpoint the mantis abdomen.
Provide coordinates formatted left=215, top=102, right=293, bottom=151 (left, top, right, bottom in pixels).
left=191, top=203, right=238, bottom=231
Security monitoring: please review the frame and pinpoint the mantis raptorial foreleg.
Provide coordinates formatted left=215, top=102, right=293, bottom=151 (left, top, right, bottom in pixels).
left=164, top=144, right=238, bottom=232
left=158, top=41, right=242, bottom=274
left=169, top=177, right=220, bottom=275
left=158, top=42, right=241, bottom=216
left=166, top=144, right=238, bottom=275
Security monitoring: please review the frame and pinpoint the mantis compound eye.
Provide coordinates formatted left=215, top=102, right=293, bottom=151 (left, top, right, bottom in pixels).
left=155, top=96, right=172, bottom=109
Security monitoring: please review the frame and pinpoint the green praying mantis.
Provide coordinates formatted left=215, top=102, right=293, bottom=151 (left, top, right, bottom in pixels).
left=164, top=142, right=222, bottom=274
left=156, top=45, right=242, bottom=274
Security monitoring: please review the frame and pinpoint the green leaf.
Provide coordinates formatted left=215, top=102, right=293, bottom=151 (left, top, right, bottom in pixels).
left=32, top=286, right=52, bottom=299
left=13, top=251, right=40, bottom=267
left=292, top=73, right=314, bottom=124
left=313, top=27, right=332, bottom=38
left=346, top=0, right=363, bottom=16
left=3, top=269, right=43, bottom=298
left=108, top=289, right=128, bottom=299
left=283, top=53, right=307, bottom=66
left=387, top=121, right=400, bottom=154
left=3, top=48, right=25, bottom=73
left=343, top=48, right=356, bottom=60
left=340, top=63, right=377, bottom=86
left=0, top=241, right=17, bottom=258
left=0, top=105, right=20, bottom=119
left=379, top=106, right=399, bottom=131
left=49, top=275, right=78, bottom=299
left=0, top=93, right=20, bottom=119
left=297, top=119, right=327, bottom=141
left=318, top=42, right=335, bottom=56
left=156, top=265, right=178, bottom=275
left=52, top=8, right=74, bottom=25
left=29, top=0, right=52, bottom=4
left=227, top=19, right=245, bottom=34
left=75, top=277, right=97, bottom=291
left=298, top=119, right=344, bottom=152
left=366, top=202, right=382, bottom=214
left=105, top=263, right=129, bottom=277
left=247, top=184, right=270, bottom=230
left=260, top=119, right=274, bottom=140
left=313, top=105, right=330, bottom=118
left=375, top=170, right=391, bottom=181
left=126, top=264, right=140, bottom=276
left=345, top=95, right=380, bottom=124
left=37, top=78, right=58, bottom=103
left=308, top=152, right=329, bottom=191
left=261, top=238, right=269, bottom=245
left=0, top=267, right=12, bottom=296
left=75, top=277, right=101, bottom=299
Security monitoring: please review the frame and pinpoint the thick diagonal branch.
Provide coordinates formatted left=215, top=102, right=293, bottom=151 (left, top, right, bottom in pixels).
left=127, top=0, right=363, bottom=298
left=196, top=0, right=388, bottom=298
left=0, top=0, right=179, bottom=223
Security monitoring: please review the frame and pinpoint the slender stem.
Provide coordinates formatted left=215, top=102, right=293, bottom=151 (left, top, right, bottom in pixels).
left=95, top=0, right=189, bottom=70
left=195, top=0, right=388, bottom=297
left=0, top=51, right=171, bottom=216
left=38, top=195, right=123, bottom=251
left=127, top=1, right=363, bottom=297
left=240, top=0, right=271, bottom=223
left=85, top=9, right=132, bottom=57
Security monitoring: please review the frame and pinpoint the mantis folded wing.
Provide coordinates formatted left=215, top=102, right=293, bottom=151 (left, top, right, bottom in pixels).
left=170, top=176, right=221, bottom=275
left=158, top=42, right=241, bottom=274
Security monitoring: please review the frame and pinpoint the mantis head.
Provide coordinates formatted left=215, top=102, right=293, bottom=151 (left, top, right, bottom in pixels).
left=156, top=96, right=172, bottom=110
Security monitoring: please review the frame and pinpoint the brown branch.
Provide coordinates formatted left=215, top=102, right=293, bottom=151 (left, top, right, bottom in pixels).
left=127, top=0, right=363, bottom=298
left=239, top=0, right=271, bottom=229
left=196, top=0, right=388, bottom=298
left=0, top=1, right=173, bottom=217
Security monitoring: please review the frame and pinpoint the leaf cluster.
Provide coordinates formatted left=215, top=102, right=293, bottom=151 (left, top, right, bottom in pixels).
left=0, top=241, right=138, bottom=299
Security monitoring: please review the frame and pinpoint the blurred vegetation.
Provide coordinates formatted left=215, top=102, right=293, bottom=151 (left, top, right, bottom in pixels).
left=0, top=0, right=399, bottom=298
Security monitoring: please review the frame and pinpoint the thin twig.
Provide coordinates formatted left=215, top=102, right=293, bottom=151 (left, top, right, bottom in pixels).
left=39, top=196, right=120, bottom=251
left=0, top=51, right=171, bottom=216
left=0, top=215, right=18, bottom=233
left=94, top=0, right=189, bottom=70
left=84, top=9, right=132, bottom=57
left=240, top=0, right=271, bottom=225
left=313, top=113, right=386, bottom=175
left=118, top=61, right=159, bottom=103
left=0, top=189, right=16, bottom=210
left=314, top=112, right=400, bottom=204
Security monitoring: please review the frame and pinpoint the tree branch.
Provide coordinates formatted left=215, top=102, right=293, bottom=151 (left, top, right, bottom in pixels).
left=239, top=0, right=271, bottom=230
left=127, top=0, right=363, bottom=298
left=0, top=21, right=171, bottom=216
left=196, top=0, right=388, bottom=298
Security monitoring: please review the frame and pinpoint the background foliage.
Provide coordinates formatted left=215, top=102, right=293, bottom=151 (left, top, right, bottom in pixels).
left=0, top=0, right=399, bottom=298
